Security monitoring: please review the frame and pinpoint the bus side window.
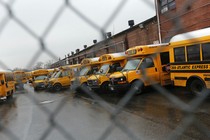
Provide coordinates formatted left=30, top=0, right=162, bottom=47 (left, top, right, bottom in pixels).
left=62, top=71, right=68, bottom=77
left=160, top=52, right=169, bottom=65
left=88, top=66, right=98, bottom=75
left=202, top=43, right=210, bottom=61
left=187, top=44, right=200, bottom=61
left=174, top=47, right=185, bottom=62
left=109, top=62, right=120, bottom=73
left=140, top=57, right=154, bottom=69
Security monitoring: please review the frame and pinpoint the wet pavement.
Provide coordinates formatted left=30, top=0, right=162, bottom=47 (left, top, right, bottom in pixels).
left=0, top=84, right=209, bottom=140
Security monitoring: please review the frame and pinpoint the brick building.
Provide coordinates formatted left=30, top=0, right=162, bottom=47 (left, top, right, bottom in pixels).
left=158, top=0, right=210, bottom=42
left=51, top=0, right=210, bottom=68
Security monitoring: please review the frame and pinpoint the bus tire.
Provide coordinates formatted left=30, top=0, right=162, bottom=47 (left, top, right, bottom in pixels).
left=130, top=80, right=144, bottom=95
left=53, top=83, right=62, bottom=92
left=188, top=79, right=205, bottom=95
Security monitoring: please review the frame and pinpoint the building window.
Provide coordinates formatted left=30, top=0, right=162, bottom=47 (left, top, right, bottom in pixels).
left=160, top=0, right=176, bottom=14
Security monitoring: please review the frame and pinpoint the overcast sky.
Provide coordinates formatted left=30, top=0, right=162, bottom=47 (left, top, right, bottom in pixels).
left=0, top=0, right=155, bottom=70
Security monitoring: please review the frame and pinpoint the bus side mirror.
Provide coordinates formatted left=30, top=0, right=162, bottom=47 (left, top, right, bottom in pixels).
left=163, top=64, right=170, bottom=73
left=99, top=69, right=103, bottom=73
left=116, top=67, right=122, bottom=71
left=1, top=80, right=4, bottom=85
left=92, top=67, right=99, bottom=74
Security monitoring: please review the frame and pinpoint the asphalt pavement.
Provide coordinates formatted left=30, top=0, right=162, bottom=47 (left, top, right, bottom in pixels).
left=0, top=84, right=209, bottom=140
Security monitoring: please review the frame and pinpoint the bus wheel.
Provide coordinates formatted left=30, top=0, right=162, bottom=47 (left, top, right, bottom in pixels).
left=131, top=80, right=144, bottom=95
left=189, top=79, right=205, bottom=95
left=53, top=84, right=62, bottom=91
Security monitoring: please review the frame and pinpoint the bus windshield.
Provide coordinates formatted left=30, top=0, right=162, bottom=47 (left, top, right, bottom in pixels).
left=79, top=67, right=89, bottom=76
left=54, top=71, right=62, bottom=78
left=122, top=58, right=141, bottom=71
left=34, top=75, right=47, bottom=80
left=96, top=64, right=109, bottom=74
left=50, top=72, right=57, bottom=78
left=72, top=67, right=79, bottom=76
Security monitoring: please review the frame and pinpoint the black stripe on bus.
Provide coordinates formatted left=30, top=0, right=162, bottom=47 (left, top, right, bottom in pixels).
left=204, top=78, right=210, bottom=81
left=175, top=77, right=187, bottom=80
left=171, top=61, right=210, bottom=65
left=170, top=70, right=210, bottom=73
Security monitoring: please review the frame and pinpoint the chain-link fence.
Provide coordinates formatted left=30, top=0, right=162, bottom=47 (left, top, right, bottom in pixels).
left=0, top=0, right=210, bottom=140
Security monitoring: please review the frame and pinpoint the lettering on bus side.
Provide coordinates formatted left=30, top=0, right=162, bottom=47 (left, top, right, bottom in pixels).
left=192, top=65, right=209, bottom=69
left=171, top=65, right=191, bottom=70
left=171, top=64, right=210, bottom=70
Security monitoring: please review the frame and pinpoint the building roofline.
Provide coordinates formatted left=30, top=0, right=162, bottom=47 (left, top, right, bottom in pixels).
left=68, top=16, right=157, bottom=58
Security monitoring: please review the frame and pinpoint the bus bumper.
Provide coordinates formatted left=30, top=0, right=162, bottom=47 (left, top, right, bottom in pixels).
left=34, top=83, right=46, bottom=90
left=108, top=83, right=129, bottom=92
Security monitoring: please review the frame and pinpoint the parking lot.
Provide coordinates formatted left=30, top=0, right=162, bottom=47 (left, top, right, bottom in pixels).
left=0, top=84, right=209, bottom=140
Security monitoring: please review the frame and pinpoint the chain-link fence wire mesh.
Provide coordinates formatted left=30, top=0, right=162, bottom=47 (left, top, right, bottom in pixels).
left=0, top=0, right=210, bottom=140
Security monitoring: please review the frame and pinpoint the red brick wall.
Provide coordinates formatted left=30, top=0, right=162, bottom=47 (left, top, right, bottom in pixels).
left=126, top=22, right=158, bottom=47
left=159, top=0, right=210, bottom=42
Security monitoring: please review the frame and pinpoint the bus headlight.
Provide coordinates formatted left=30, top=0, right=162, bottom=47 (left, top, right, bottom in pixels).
left=117, top=76, right=126, bottom=84
left=93, top=80, right=99, bottom=85
left=120, top=77, right=124, bottom=81
left=87, top=80, right=99, bottom=86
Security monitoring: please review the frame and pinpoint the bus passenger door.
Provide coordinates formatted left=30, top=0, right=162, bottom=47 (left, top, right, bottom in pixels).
left=140, top=57, right=160, bottom=85
left=160, top=52, right=171, bottom=86
left=60, top=70, right=71, bottom=87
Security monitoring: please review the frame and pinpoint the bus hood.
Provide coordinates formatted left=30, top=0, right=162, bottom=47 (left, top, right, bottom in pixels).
left=49, top=78, right=58, bottom=82
left=34, top=79, right=46, bottom=84
left=88, top=75, right=100, bottom=80
left=109, top=71, right=127, bottom=79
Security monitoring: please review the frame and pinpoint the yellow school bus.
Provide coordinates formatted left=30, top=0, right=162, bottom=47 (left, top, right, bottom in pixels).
left=14, top=70, right=27, bottom=86
left=44, top=68, right=59, bottom=90
left=31, top=69, right=49, bottom=90
left=0, top=69, right=15, bottom=100
left=47, top=64, right=81, bottom=91
left=47, top=68, right=59, bottom=78
left=47, top=68, right=59, bottom=79
left=109, top=43, right=171, bottom=94
left=87, top=52, right=127, bottom=92
left=169, top=27, right=210, bottom=94
left=70, top=57, right=101, bottom=90
left=25, top=71, right=32, bottom=81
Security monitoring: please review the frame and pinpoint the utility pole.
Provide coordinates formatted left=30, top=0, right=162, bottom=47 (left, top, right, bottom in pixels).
left=155, top=0, right=162, bottom=43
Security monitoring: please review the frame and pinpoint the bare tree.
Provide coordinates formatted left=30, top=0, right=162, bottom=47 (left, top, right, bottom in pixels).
left=33, top=62, right=44, bottom=70
left=44, top=60, right=55, bottom=69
